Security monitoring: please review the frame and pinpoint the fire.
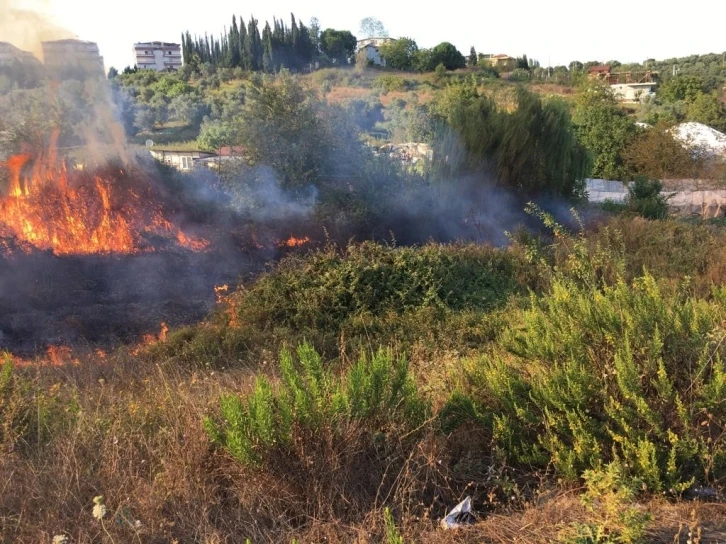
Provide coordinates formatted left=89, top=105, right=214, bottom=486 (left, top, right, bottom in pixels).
left=142, top=322, right=169, bottom=345
left=279, top=235, right=311, bottom=248
left=0, top=143, right=207, bottom=256
left=46, top=345, right=78, bottom=366
left=214, top=284, right=229, bottom=304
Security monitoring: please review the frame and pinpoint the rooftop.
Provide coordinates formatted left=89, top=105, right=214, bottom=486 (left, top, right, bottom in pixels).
left=588, top=65, right=611, bottom=73
left=41, top=39, right=98, bottom=46
left=134, top=42, right=181, bottom=47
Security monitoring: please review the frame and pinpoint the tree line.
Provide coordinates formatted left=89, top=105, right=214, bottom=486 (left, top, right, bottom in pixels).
left=181, top=14, right=317, bottom=73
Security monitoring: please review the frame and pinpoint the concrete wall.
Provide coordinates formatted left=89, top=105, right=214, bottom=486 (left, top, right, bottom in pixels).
left=586, top=178, right=726, bottom=217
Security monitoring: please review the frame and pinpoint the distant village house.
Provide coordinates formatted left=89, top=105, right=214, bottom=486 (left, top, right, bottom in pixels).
left=149, top=149, right=216, bottom=171
left=479, top=54, right=517, bottom=72
left=587, top=64, right=659, bottom=103
left=356, top=38, right=396, bottom=67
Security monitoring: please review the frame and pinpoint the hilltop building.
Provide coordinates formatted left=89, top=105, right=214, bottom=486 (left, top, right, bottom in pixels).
left=356, top=37, right=395, bottom=67
left=587, top=65, right=659, bottom=103
left=42, top=39, right=105, bottom=76
left=480, top=54, right=517, bottom=72
left=133, top=42, right=182, bottom=72
left=0, top=42, right=40, bottom=67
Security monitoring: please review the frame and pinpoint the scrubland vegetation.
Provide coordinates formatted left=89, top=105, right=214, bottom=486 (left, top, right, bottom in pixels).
left=4, top=212, right=726, bottom=542
left=2, top=16, right=726, bottom=543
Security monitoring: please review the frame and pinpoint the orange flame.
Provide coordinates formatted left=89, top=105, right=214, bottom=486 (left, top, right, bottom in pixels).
left=279, top=236, right=311, bottom=248
left=46, top=345, right=79, bottom=366
left=142, top=322, right=169, bottom=345
left=214, top=284, right=229, bottom=304
left=0, top=142, right=208, bottom=256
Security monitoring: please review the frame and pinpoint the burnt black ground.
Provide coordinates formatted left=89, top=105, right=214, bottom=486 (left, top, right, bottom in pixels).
left=0, top=245, right=269, bottom=355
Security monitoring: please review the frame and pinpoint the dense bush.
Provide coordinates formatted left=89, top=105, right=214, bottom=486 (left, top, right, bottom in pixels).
left=156, top=241, right=527, bottom=367
left=447, top=226, right=726, bottom=492
left=205, top=343, right=428, bottom=466
left=625, top=177, right=670, bottom=219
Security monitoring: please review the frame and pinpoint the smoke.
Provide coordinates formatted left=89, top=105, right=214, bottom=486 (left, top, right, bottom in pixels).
left=0, top=0, right=73, bottom=59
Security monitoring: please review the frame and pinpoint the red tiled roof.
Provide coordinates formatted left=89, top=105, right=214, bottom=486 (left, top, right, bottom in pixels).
left=219, top=146, right=245, bottom=156
left=588, top=65, right=611, bottom=73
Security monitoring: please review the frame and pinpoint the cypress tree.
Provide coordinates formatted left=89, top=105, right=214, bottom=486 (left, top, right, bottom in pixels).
left=239, top=17, right=249, bottom=70
left=229, top=16, right=241, bottom=67
left=245, top=17, right=262, bottom=71
left=262, top=23, right=274, bottom=73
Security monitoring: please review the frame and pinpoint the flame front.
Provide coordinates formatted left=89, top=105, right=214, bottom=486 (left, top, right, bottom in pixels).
left=0, top=146, right=207, bottom=256
left=280, top=235, right=311, bottom=248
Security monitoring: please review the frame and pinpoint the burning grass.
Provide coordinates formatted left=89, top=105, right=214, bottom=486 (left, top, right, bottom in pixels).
left=0, top=145, right=207, bottom=256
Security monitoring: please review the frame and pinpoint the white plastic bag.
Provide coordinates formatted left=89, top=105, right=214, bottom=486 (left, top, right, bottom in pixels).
left=440, top=496, right=475, bottom=529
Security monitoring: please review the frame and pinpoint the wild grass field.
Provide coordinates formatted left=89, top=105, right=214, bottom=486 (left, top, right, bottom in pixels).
left=4, top=212, right=726, bottom=543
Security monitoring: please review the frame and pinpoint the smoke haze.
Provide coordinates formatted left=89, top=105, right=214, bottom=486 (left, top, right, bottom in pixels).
left=0, top=0, right=73, bottom=59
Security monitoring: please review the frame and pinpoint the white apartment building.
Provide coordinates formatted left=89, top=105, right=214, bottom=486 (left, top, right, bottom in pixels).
left=41, top=39, right=105, bottom=75
left=133, top=42, right=182, bottom=71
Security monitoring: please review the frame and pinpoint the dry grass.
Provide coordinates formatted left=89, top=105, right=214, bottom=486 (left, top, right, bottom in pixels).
left=324, top=86, right=374, bottom=103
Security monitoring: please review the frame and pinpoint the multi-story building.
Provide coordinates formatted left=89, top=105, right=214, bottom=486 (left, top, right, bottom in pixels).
left=133, top=42, right=182, bottom=71
left=0, top=42, right=40, bottom=67
left=41, top=39, right=105, bottom=76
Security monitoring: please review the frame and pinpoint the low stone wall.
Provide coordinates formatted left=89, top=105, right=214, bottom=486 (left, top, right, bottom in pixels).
left=585, top=179, right=726, bottom=217
left=586, top=179, right=628, bottom=203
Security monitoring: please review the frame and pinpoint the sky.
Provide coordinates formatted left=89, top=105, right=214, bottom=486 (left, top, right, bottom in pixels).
left=4, top=0, right=726, bottom=72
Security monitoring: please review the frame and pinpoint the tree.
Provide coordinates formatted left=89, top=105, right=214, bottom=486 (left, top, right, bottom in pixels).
left=687, top=92, right=725, bottom=130
left=309, top=17, right=321, bottom=55
left=468, top=47, right=477, bottom=67
left=107, top=67, right=119, bottom=79
left=430, top=83, right=588, bottom=195
left=378, top=38, right=418, bottom=71
left=169, top=94, right=208, bottom=128
left=320, top=29, right=357, bottom=64
left=622, top=124, right=701, bottom=180
left=573, top=82, right=638, bottom=180
left=659, top=75, right=706, bottom=104
left=429, top=42, right=466, bottom=71
left=359, top=17, right=388, bottom=38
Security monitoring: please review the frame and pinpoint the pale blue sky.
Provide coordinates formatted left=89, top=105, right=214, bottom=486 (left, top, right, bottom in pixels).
left=11, top=0, right=726, bottom=72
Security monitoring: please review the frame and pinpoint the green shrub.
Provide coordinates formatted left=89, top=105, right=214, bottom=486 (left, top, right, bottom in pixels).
left=626, top=177, right=670, bottom=219
left=157, top=242, right=526, bottom=367
left=565, top=462, right=651, bottom=543
left=452, top=267, right=726, bottom=491
left=384, top=507, right=405, bottom=544
left=204, top=343, right=429, bottom=466
left=446, top=210, right=726, bottom=491
left=374, top=75, right=415, bottom=93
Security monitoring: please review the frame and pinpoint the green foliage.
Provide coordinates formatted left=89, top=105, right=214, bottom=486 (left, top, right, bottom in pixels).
left=204, top=343, right=428, bottom=466
left=658, top=75, right=707, bottom=104
left=384, top=507, right=405, bottom=544
left=320, top=28, right=357, bottom=64
left=432, top=83, right=589, bottom=196
left=625, top=177, right=669, bottom=219
left=374, top=75, right=414, bottom=93
left=565, top=463, right=651, bottom=543
left=379, top=38, right=419, bottom=71
left=156, top=242, right=524, bottom=367
left=450, top=220, right=726, bottom=490
left=573, top=82, right=637, bottom=180
left=429, top=42, right=466, bottom=71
